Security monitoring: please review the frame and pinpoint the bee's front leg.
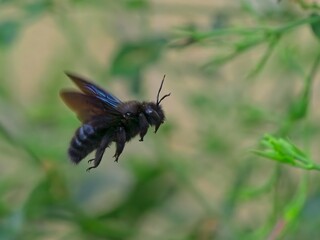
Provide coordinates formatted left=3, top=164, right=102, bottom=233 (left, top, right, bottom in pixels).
left=86, top=134, right=112, bottom=172
left=139, top=113, right=149, bottom=142
left=114, top=126, right=126, bottom=162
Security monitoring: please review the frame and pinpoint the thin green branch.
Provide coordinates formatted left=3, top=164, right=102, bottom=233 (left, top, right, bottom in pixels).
left=179, top=14, right=320, bottom=42
left=0, top=121, right=42, bottom=166
left=246, top=35, right=280, bottom=79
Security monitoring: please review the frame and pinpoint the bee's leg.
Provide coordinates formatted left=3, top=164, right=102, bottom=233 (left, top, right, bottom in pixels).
left=114, top=126, right=126, bottom=162
left=86, top=134, right=111, bottom=172
left=139, top=113, right=149, bottom=142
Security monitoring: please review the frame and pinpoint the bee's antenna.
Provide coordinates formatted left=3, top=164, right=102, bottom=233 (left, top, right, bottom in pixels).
left=156, top=75, right=171, bottom=105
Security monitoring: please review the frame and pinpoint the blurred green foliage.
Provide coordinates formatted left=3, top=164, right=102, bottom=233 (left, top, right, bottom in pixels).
left=110, top=38, right=166, bottom=94
left=1, top=0, right=320, bottom=240
left=0, top=20, right=21, bottom=47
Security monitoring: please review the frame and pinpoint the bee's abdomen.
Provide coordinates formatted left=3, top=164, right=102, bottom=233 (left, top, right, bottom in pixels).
left=68, top=124, right=98, bottom=164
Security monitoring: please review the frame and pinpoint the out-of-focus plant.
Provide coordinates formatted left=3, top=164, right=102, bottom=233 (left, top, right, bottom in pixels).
left=2, top=1, right=320, bottom=240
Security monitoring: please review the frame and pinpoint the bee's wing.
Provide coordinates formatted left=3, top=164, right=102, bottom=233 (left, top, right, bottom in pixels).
left=65, top=72, right=122, bottom=108
left=60, top=91, right=122, bottom=123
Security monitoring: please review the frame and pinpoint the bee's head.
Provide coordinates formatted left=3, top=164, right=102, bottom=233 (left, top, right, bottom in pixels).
left=143, top=75, right=170, bottom=133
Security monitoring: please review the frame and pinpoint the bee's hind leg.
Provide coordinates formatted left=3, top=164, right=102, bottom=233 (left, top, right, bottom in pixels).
left=114, top=126, right=126, bottom=162
left=86, top=134, right=112, bottom=172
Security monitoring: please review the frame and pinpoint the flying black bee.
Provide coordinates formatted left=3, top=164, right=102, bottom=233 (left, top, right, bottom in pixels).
left=60, top=73, right=170, bottom=171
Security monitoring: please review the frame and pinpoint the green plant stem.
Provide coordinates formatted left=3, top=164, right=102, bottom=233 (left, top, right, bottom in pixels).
left=0, top=122, right=42, bottom=166
left=267, top=173, right=308, bottom=240
left=184, top=14, right=320, bottom=41
left=167, top=157, right=217, bottom=216
left=246, top=35, right=280, bottom=79
left=305, top=50, right=320, bottom=99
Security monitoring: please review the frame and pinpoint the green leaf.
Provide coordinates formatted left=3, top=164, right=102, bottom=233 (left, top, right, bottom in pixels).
left=289, top=96, right=309, bottom=121
left=24, top=0, right=52, bottom=17
left=0, top=0, right=12, bottom=6
left=310, top=13, right=320, bottom=39
left=99, top=159, right=175, bottom=221
left=254, top=134, right=320, bottom=170
left=0, top=20, right=21, bottom=47
left=110, top=38, right=166, bottom=94
left=110, top=38, right=166, bottom=77
left=125, top=0, right=149, bottom=9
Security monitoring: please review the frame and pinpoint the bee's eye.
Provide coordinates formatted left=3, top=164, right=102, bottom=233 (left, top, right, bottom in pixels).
left=125, top=112, right=132, bottom=117
left=145, top=108, right=153, bottom=114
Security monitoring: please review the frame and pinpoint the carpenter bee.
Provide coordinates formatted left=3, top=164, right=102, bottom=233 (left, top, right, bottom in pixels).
left=60, top=73, right=170, bottom=171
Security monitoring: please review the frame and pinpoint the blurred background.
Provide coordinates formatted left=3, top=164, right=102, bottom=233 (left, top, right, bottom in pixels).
left=1, top=0, right=320, bottom=239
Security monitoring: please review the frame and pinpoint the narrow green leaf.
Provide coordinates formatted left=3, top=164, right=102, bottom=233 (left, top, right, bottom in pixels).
left=310, top=13, right=320, bottom=40
left=254, top=134, right=320, bottom=170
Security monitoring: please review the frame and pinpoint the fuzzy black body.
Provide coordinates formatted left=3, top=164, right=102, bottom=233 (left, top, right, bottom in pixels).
left=68, top=117, right=112, bottom=164
left=60, top=73, right=169, bottom=171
